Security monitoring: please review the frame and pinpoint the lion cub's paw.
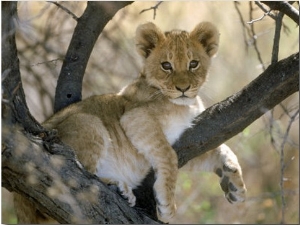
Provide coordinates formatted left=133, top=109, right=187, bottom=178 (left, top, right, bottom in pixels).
left=117, top=181, right=136, bottom=207
left=215, top=157, right=246, bottom=203
left=154, top=180, right=177, bottom=222
left=156, top=200, right=177, bottom=223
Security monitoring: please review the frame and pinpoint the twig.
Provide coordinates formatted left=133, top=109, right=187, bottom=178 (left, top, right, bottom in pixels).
left=262, top=1, right=299, bottom=25
left=47, top=1, right=79, bottom=21
left=249, top=2, right=266, bottom=70
left=247, top=10, right=271, bottom=24
left=30, top=58, right=62, bottom=67
left=279, top=109, right=299, bottom=224
left=255, top=1, right=290, bottom=35
left=139, top=1, right=163, bottom=20
left=233, top=2, right=250, bottom=51
left=271, top=12, right=284, bottom=64
left=255, top=1, right=277, bottom=20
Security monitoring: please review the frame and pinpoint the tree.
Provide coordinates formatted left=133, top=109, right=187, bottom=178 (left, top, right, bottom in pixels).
left=2, top=1, right=299, bottom=224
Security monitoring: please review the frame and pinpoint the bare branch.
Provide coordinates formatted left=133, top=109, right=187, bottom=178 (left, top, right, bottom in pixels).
left=262, top=1, right=299, bottom=25
left=247, top=10, right=272, bottom=24
left=255, top=1, right=277, bottom=20
left=271, top=12, right=284, bottom=64
left=233, top=2, right=250, bottom=51
left=255, top=1, right=291, bottom=35
left=139, top=1, right=163, bottom=19
left=47, top=1, right=79, bottom=21
left=248, top=2, right=266, bottom=70
left=279, top=109, right=299, bottom=223
left=30, top=58, right=62, bottom=67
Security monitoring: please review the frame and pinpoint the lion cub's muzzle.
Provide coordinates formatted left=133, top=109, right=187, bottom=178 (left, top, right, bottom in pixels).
left=175, top=85, right=191, bottom=97
left=168, top=85, right=198, bottom=105
left=173, top=84, right=198, bottom=99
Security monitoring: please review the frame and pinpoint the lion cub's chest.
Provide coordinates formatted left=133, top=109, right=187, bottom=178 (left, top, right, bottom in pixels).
left=160, top=97, right=204, bottom=145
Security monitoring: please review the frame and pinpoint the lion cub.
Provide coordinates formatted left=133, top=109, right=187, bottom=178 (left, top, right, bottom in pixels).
left=14, top=22, right=246, bottom=223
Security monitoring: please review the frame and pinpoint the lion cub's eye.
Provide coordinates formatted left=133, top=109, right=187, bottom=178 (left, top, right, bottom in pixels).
left=189, top=60, right=199, bottom=70
left=161, top=61, right=173, bottom=71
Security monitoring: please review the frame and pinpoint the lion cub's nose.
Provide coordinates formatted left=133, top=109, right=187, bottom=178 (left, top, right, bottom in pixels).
left=175, top=85, right=190, bottom=93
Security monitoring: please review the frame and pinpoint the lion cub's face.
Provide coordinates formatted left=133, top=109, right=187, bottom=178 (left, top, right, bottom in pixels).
left=136, top=22, right=219, bottom=105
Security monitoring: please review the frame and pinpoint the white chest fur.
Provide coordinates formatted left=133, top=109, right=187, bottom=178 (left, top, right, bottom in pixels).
left=163, top=96, right=205, bottom=145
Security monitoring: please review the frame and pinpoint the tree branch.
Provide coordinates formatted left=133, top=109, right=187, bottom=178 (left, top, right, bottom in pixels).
left=1, top=1, right=46, bottom=135
left=262, top=1, right=299, bottom=25
left=54, top=1, right=133, bottom=113
left=249, top=2, right=266, bottom=70
left=271, top=11, right=284, bottom=64
left=255, top=1, right=277, bottom=20
left=139, top=1, right=163, bottom=20
left=47, top=1, right=79, bottom=21
left=2, top=129, right=160, bottom=224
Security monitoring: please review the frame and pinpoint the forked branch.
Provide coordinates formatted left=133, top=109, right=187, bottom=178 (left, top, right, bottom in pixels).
left=139, top=1, right=163, bottom=19
left=262, top=1, right=299, bottom=25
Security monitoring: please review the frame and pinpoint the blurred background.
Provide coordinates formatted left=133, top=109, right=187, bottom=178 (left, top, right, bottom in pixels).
left=2, top=1, right=299, bottom=224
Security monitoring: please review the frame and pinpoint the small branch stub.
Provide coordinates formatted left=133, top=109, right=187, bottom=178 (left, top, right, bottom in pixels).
left=140, top=1, right=163, bottom=19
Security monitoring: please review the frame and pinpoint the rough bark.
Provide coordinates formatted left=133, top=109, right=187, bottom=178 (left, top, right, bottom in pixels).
left=2, top=1, right=299, bottom=224
left=2, top=128, right=159, bottom=224
left=1, top=2, right=46, bottom=135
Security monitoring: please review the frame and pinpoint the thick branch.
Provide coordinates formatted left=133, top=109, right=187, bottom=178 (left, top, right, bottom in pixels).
left=1, top=2, right=46, bottom=135
left=2, top=129, right=159, bottom=224
left=54, top=1, right=132, bottom=112
left=174, top=52, right=299, bottom=167
left=262, top=1, right=299, bottom=25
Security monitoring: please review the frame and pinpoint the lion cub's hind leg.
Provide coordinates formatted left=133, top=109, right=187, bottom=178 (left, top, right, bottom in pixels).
left=181, top=144, right=246, bottom=203
left=51, top=113, right=111, bottom=174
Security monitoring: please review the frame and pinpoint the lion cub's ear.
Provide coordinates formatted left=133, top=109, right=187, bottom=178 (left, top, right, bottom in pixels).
left=135, top=22, right=165, bottom=58
left=190, top=22, right=219, bottom=57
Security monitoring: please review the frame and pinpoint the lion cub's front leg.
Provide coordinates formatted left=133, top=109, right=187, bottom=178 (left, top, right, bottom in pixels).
left=182, top=144, right=246, bottom=203
left=121, top=108, right=178, bottom=221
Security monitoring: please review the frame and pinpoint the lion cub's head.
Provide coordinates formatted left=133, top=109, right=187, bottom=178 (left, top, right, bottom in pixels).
left=136, top=22, right=219, bottom=105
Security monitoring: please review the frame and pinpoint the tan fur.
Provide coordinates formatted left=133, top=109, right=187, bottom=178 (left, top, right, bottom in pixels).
left=14, top=22, right=246, bottom=223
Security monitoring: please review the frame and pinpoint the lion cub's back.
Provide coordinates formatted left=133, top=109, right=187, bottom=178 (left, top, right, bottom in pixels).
left=42, top=94, right=126, bottom=173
